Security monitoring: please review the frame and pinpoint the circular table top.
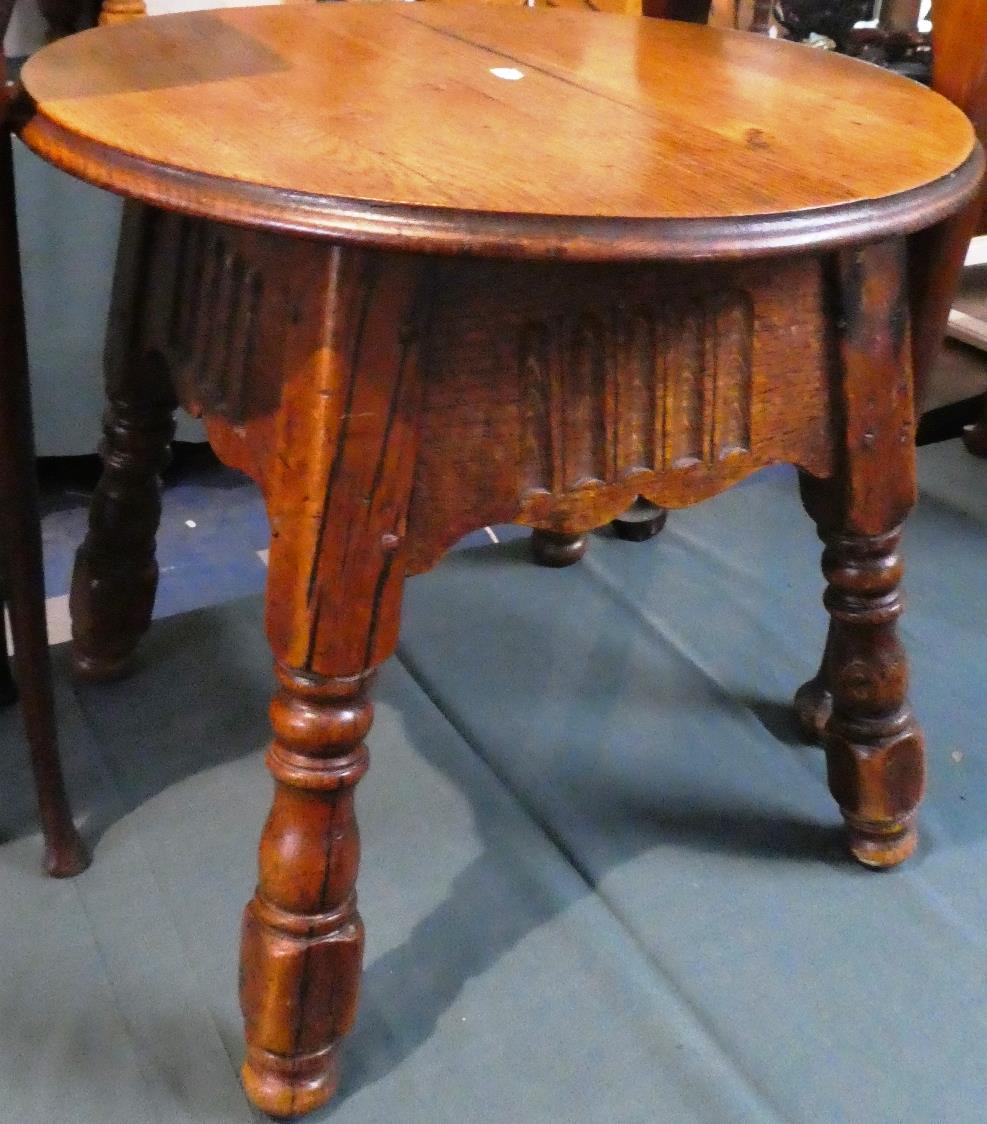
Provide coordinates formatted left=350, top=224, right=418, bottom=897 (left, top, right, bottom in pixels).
left=19, top=3, right=984, bottom=259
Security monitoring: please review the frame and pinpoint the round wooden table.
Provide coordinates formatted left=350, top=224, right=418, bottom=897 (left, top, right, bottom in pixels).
left=18, top=5, right=984, bottom=1116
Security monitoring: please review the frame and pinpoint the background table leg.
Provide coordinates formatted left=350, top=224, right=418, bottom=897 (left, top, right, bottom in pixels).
left=530, top=528, right=587, bottom=567
left=794, top=471, right=834, bottom=745
left=70, top=203, right=176, bottom=681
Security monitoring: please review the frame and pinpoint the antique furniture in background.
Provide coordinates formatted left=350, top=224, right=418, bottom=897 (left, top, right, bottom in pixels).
left=19, top=4, right=982, bottom=1115
left=0, top=58, right=87, bottom=877
left=934, top=0, right=987, bottom=450
left=793, top=0, right=987, bottom=740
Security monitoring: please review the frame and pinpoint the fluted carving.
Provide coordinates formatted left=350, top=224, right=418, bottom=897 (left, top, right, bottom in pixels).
left=169, top=219, right=265, bottom=423
left=240, top=666, right=370, bottom=1118
left=518, top=291, right=753, bottom=496
left=70, top=390, right=175, bottom=679
left=820, top=528, right=924, bottom=867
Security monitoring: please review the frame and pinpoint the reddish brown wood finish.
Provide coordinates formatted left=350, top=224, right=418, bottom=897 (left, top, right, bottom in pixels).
left=19, top=6, right=980, bottom=258
left=59, top=208, right=958, bottom=1111
left=797, top=240, right=924, bottom=867
left=15, top=5, right=984, bottom=1115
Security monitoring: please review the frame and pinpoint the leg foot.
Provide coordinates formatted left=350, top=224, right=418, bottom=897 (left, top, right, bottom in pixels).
left=239, top=667, right=369, bottom=1118
left=44, top=829, right=91, bottom=879
left=530, top=529, right=587, bottom=567
left=843, top=812, right=917, bottom=869
left=793, top=668, right=831, bottom=744
left=962, top=415, right=987, bottom=459
left=611, top=497, right=667, bottom=542
left=242, top=1044, right=339, bottom=1120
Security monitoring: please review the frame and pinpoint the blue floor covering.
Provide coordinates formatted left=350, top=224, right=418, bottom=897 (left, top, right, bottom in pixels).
left=2, top=439, right=985, bottom=1123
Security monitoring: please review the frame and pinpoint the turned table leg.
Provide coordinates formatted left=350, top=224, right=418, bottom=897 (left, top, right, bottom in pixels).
left=821, top=527, right=922, bottom=867
left=240, top=665, right=369, bottom=1116
left=797, top=239, right=925, bottom=867
left=70, top=203, right=176, bottom=681
left=207, top=246, right=430, bottom=1116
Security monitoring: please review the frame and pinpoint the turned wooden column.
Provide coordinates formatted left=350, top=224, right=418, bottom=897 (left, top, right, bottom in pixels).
left=199, top=245, right=432, bottom=1117
left=795, top=239, right=925, bottom=867
left=239, top=666, right=370, bottom=1115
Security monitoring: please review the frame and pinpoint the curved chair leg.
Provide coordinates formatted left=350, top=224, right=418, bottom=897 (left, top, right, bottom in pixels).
left=5, top=535, right=90, bottom=878
left=611, top=496, right=668, bottom=542
left=530, top=528, right=587, bottom=567
left=0, top=131, right=88, bottom=876
left=0, top=590, right=18, bottom=707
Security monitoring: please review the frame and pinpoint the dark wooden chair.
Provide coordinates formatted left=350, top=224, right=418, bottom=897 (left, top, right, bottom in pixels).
left=0, top=53, right=88, bottom=876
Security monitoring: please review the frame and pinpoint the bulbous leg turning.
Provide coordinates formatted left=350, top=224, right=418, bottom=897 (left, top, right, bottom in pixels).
left=818, top=529, right=924, bottom=868
left=239, top=666, right=370, bottom=1118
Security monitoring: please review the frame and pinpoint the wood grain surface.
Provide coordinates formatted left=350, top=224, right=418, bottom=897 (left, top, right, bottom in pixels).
left=19, top=4, right=982, bottom=258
